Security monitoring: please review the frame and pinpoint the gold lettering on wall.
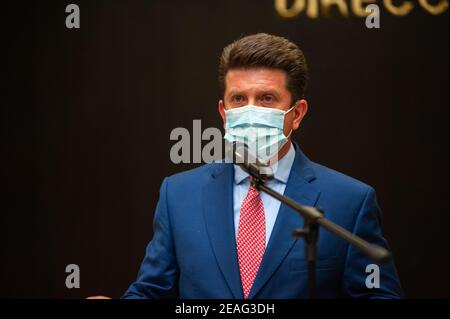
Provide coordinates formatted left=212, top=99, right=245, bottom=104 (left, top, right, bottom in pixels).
left=383, top=0, right=413, bottom=16
left=419, top=0, right=449, bottom=15
left=307, top=0, right=320, bottom=18
left=274, top=0, right=306, bottom=18
left=322, top=0, right=349, bottom=16
left=352, top=0, right=377, bottom=17
left=274, top=0, right=449, bottom=18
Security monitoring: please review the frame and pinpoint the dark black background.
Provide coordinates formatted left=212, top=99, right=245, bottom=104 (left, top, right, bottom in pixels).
left=2, top=0, right=448, bottom=298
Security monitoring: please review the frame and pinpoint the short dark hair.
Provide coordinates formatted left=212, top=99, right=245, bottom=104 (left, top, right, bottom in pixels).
left=218, top=33, right=309, bottom=102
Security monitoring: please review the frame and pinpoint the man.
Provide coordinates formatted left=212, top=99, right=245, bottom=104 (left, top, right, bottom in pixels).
left=122, top=33, right=403, bottom=298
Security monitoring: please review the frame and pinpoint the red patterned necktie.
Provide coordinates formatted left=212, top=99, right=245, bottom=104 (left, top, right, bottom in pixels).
left=236, top=177, right=266, bottom=299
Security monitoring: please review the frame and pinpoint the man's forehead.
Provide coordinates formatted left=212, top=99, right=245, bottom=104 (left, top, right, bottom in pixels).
left=225, top=68, right=288, bottom=93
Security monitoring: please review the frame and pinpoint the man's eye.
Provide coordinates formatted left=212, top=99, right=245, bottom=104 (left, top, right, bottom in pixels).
left=262, top=95, right=274, bottom=103
left=232, top=95, right=244, bottom=102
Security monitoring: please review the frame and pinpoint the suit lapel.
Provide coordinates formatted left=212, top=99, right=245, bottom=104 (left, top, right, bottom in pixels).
left=202, top=164, right=243, bottom=299
left=248, top=146, right=321, bottom=299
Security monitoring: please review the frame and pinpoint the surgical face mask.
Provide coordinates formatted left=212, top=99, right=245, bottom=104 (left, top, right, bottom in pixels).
left=224, top=104, right=296, bottom=161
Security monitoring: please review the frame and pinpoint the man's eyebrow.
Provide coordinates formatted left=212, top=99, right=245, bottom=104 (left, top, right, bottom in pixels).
left=226, top=89, right=281, bottom=97
left=253, top=89, right=282, bottom=100
left=258, top=89, right=280, bottom=96
left=226, top=90, right=244, bottom=97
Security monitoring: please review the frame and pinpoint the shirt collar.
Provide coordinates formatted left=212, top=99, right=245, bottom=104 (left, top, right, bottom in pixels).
left=233, top=143, right=296, bottom=185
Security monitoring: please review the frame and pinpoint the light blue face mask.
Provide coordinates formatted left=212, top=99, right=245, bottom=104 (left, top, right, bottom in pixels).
left=224, top=104, right=296, bottom=160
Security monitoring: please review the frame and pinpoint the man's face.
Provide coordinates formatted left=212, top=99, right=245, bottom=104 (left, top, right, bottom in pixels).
left=218, top=68, right=308, bottom=146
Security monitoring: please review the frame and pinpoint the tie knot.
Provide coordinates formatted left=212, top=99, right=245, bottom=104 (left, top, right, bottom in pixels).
left=248, top=176, right=259, bottom=193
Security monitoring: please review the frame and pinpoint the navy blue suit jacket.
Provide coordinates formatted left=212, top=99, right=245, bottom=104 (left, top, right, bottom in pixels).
left=123, top=145, right=403, bottom=298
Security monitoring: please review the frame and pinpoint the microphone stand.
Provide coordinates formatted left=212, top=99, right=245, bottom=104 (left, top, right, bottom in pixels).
left=249, top=169, right=392, bottom=299
left=226, top=141, right=392, bottom=298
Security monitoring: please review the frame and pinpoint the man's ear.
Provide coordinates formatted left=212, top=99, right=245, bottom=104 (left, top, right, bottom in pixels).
left=218, top=100, right=226, bottom=128
left=292, top=99, right=308, bottom=131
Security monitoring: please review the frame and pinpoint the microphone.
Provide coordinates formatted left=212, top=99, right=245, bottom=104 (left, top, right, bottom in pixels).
left=224, top=141, right=273, bottom=181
